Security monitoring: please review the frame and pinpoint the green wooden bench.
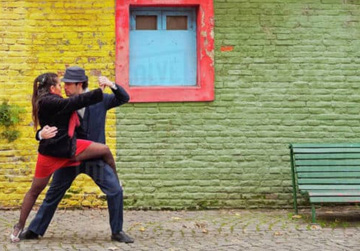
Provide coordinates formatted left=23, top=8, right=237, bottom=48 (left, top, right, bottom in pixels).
left=290, top=143, right=360, bottom=223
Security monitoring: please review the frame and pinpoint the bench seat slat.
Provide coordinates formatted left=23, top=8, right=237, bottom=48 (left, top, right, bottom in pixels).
left=298, top=178, right=360, bottom=184
left=308, top=190, right=360, bottom=197
left=295, top=153, right=360, bottom=159
left=310, top=197, right=360, bottom=203
left=299, top=184, right=360, bottom=190
left=297, top=166, right=360, bottom=172
left=298, top=172, right=360, bottom=178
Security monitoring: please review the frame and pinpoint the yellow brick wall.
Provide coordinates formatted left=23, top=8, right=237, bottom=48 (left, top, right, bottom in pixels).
left=0, top=0, right=117, bottom=208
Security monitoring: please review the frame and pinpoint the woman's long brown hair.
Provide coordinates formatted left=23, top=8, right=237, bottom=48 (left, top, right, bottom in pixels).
left=31, top=73, right=58, bottom=130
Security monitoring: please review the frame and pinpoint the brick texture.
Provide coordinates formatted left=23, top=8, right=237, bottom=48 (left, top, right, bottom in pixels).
left=0, top=0, right=116, bottom=208
left=1, top=0, right=360, bottom=209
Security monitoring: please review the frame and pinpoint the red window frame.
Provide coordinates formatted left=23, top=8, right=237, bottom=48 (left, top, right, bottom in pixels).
left=115, top=0, right=214, bottom=103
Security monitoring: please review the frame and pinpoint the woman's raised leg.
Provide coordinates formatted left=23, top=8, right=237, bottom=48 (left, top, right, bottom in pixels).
left=11, top=176, right=51, bottom=242
left=72, top=142, right=118, bottom=177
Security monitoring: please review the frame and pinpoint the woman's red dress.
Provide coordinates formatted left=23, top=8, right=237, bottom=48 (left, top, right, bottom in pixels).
left=35, top=139, right=92, bottom=178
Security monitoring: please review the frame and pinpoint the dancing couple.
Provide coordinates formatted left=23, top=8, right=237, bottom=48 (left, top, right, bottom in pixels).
left=10, top=66, right=134, bottom=243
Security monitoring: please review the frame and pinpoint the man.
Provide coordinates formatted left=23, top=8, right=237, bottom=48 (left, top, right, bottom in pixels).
left=20, top=66, right=134, bottom=243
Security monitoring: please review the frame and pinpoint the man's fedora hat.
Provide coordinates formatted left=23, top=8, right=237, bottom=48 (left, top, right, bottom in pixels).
left=61, top=66, right=88, bottom=82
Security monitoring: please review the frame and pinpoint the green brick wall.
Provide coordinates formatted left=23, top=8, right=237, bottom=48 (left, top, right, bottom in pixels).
left=116, top=1, right=360, bottom=209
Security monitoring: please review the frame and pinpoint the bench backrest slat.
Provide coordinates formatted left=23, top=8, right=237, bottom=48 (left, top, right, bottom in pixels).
left=292, top=144, right=360, bottom=148
left=294, top=148, right=360, bottom=153
left=298, top=178, right=360, bottom=184
left=295, top=159, right=360, bottom=166
left=298, top=172, right=360, bottom=178
left=299, top=184, right=360, bottom=190
left=295, top=153, right=360, bottom=159
left=297, top=166, right=360, bottom=172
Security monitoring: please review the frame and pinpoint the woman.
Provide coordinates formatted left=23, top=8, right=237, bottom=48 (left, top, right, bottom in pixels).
left=10, top=72, right=118, bottom=242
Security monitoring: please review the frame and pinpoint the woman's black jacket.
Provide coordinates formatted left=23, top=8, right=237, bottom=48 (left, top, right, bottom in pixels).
left=37, top=88, right=103, bottom=158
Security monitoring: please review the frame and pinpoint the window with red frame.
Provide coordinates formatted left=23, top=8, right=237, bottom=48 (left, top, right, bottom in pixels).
left=115, top=0, right=214, bottom=103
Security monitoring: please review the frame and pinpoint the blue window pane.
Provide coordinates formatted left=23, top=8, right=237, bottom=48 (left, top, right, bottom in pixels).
left=130, top=8, right=197, bottom=86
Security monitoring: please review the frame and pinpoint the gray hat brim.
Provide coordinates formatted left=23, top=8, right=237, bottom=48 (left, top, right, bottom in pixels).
left=61, top=77, right=88, bottom=82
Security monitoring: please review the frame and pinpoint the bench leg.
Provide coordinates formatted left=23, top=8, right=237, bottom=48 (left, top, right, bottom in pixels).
left=290, top=148, right=298, bottom=215
left=293, top=192, right=298, bottom=215
left=311, top=204, right=316, bottom=223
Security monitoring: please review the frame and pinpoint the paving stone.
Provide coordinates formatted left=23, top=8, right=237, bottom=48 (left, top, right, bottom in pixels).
left=1, top=208, right=360, bottom=250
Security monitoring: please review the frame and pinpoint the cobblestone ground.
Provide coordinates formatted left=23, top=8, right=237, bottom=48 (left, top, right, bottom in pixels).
left=1, top=207, right=360, bottom=250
